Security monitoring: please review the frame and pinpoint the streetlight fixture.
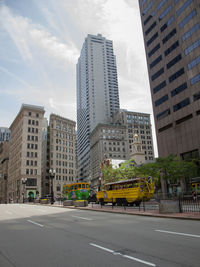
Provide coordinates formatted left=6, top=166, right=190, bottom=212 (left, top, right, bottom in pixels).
left=49, top=169, right=56, bottom=204
left=21, top=178, right=27, bottom=203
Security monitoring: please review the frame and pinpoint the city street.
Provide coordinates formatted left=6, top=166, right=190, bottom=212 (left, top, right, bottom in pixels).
left=0, top=204, right=199, bottom=267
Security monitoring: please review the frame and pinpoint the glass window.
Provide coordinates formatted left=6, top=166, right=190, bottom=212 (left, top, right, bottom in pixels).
left=142, top=1, right=153, bottom=16
left=188, top=56, right=200, bottom=70
left=147, top=32, right=158, bottom=46
left=150, top=55, right=162, bottom=69
left=162, top=28, right=177, bottom=44
left=164, top=41, right=179, bottom=56
left=148, top=43, right=160, bottom=57
left=160, top=16, right=174, bottom=32
left=151, top=68, right=164, bottom=81
left=144, top=12, right=154, bottom=26
left=153, top=80, right=166, bottom=94
left=182, top=23, right=199, bottom=42
left=190, top=74, right=200, bottom=85
left=179, top=9, right=196, bottom=28
left=177, top=0, right=193, bottom=16
left=155, top=94, right=168, bottom=107
left=166, top=54, right=182, bottom=69
left=145, top=21, right=157, bottom=36
left=184, top=38, right=200, bottom=55
left=157, top=0, right=167, bottom=11
left=169, top=68, right=185, bottom=83
left=171, top=82, right=187, bottom=97
left=193, top=92, right=200, bottom=102
left=82, top=184, right=85, bottom=188
left=159, top=5, right=172, bottom=21
left=156, top=109, right=170, bottom=120
left=173, top=98, right=190, bottom=112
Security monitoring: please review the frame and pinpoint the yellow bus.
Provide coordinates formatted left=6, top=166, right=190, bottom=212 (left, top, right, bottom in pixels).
left=96, top=177, right=154, bottom=206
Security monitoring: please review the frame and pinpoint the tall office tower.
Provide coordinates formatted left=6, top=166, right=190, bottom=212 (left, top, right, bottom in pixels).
left=48, top=114, right=76, bottom=198
left=77, top=34, right=120, bottom=180
left=139, top=0, right=200, bottom=159
left=0, top=127, right=10, bottom=143
left=8, top=104, right=45, bottom=202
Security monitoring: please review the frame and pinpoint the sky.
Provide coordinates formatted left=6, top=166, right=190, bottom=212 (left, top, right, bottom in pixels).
left=0, top=0, right=158, bottom=156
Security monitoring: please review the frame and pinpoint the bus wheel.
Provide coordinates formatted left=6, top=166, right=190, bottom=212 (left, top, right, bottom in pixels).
left=100, top=199, right=104, bottom=206
left=134, top=201, right=141, bottom=207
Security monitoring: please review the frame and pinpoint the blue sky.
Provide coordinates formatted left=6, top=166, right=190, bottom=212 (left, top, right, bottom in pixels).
left=0, top=0, right=158, bottom=155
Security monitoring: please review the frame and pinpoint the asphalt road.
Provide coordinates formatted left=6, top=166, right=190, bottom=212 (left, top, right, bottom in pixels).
left=0, top=204, right=199, bottom=267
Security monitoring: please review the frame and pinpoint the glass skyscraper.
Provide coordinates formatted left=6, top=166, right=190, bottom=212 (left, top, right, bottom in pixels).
left=76, top=34, right=120, bottom=180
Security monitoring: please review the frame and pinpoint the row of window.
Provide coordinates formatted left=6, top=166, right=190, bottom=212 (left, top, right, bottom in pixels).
left=55, top=161, right=74, bottom=167
left=177, top=0, right=193, bottom=17
left=27, top=143, right=38, bottom=150
left=56, top=146, right=74, bottom=153
left=182, top=23, right=199, bottom=42
left=27, top=152, right=37, bottom=158
left=185, top=38, right=200, bottom=56
left=56, top=168, right=74, bottom=174
left=26, top=169, right=37, bottom=175
left=27, top=135, right=38, bottom=142
left=28, top=127, right=38, bottom=134
left=160, top=16, right=174, bottom=32
left=55, top=153, right=74, bottom=161
left=179, top=9, right=196, bottom=28
left=28, top=112, right=39, bottom=118
left=26, top=160, right=37, bottom=166
left=28, top=120, right=39, bottom=126
left=55, top=176, right=74, bottom=181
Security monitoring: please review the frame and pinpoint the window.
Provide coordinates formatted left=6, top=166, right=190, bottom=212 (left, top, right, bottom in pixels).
left=144, top=12, right=154, bottom=26
left=156, top=109, right=170, bottom=120
left=155, top=94, right=168, bottom=107
left=190, top=74, right=200, bottom=85
left=185, top=39, right=200, bottom=55
left=182, top=23, right=199, bottom=42
left=173, top=98, right=190, bottom=112
left=176, top=114, right=193, bottom=125
left=145, top=21, right=157, bottom=36
left=177, top=0, right=193, bottom=16
left=142, top=1, right=153, bottom=16
left=157, top=0, right=167, bottom=11
left=162, top=28, right=177, bottom=44
left=150, top=55, right=162, bottom=69
left=151, top=68, right=164, bottom=81
left=28, top=112, right=31, bottom=116
left=147, top=32, right=158, bottom=46
left=188, top=56, right=200, bottom=70
left=153, top=80, right=166, bottom=94
left=160, top=16, right=174, bottom=32
left=179, top=9, right=196, bottom=28
left=159, top=5, right=172, bottom=21
left=158, top=123, right=173, bottom=133
left=171, top=82, right=187, bottom=97
left=193, top=92, right=200, bottom=101
left=169, top=68, right=185, bottom=83
left=148, top=43, right=160, bottom=57
left=164, top=41, right=179, bottom=56
left=167, top=54, right=182, bottom=69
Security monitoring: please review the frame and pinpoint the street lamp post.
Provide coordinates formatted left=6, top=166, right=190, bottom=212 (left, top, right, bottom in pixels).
left=21, top=178, right=27, bottom=203
left=49, top=169, right=56, bottom=204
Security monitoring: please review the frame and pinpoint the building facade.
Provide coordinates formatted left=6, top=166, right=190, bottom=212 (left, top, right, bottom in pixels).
left=113, top=109, right=155, bottom=162
left=48, top=114, right=76, bottom=198
left=139, top=0, right=200, bottom=159
left=90, top=123, right=128, bottom=188
left=0, top=127, right=10, bottom=143
left=0, top=141, right=9, bottom=203
left=76, top=34, right=120, bottom=180
left=8, top=104, right=45, bottom=202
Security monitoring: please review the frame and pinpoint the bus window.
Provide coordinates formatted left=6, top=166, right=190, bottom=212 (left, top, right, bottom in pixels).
left=79, top=184, right=81, bottom=189
left=86, top=184, right=89, bottom=188
left=82, top=184, right=85, bottom=188
left=75, top=185, right=77, bottom=190
left=71, top=186, right=74, bottom=190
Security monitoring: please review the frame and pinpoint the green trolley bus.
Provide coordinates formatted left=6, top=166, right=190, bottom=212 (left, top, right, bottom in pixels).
left=68, top=182, right=90, bottom=200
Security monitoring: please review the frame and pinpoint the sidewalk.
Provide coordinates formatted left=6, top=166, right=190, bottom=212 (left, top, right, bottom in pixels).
left=51, top=202, right=200, bottom=220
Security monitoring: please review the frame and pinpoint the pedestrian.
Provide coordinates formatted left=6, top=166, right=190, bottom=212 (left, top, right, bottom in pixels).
left=192, top=191, right=197, bottom=201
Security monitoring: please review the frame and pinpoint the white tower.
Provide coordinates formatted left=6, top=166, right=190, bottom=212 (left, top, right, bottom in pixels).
left=130, top=134, right=145, bottom=165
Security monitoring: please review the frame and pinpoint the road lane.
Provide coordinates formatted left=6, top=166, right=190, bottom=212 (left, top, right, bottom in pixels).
left=0, top=204, right=199, bottom=267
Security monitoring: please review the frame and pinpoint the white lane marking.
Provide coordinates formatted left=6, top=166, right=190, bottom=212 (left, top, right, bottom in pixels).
left=72, top=215, right=93, bottom=221
left=6, top=211, right=12, bottom=215
left=90, top=243, right=156, bottom=267
left=27, top=220, right=44, bottom=227
left=155, top=230, right=200, bottom=238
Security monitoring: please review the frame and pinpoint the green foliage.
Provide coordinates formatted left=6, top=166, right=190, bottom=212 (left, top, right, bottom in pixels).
left=101, top=155, right=199, bottom=187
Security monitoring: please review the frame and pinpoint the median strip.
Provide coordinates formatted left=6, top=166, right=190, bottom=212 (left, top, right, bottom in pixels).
left=27, top=220, right=44, bottom=227
left=90, top=243, right=156, bottom=266
left=155, top=230, right=200, bottom=238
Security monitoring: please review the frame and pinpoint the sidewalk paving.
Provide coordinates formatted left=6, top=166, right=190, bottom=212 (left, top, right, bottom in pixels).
left=50, top=203, right=200, bottom=220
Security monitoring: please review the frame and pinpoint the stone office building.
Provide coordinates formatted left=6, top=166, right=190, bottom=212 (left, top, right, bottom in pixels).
left=0, top=141, right=9, bottom=203
left=8, top=104, right=45, bottom=202
left=48, top=114, right=76, bottom=198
